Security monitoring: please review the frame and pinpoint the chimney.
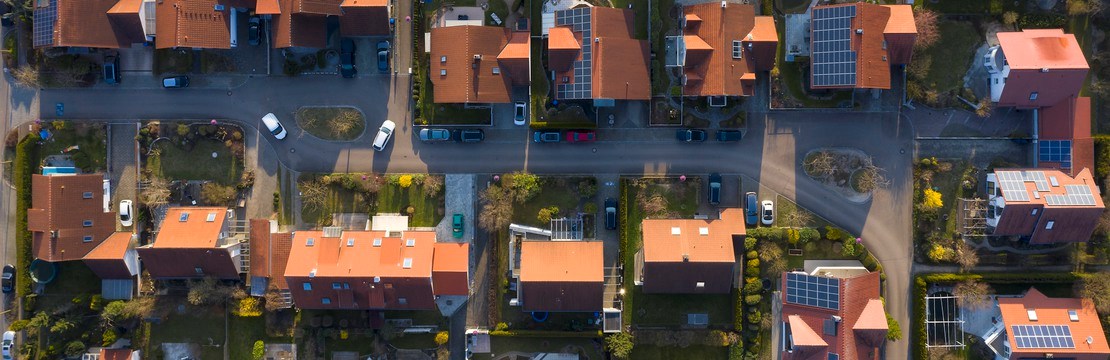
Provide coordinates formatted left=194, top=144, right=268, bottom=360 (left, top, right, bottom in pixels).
left=682, top=254, right=689, bottom=262
left=720, top=0, right=726, bottom=7
left=855, top=28, right=863, bottom=35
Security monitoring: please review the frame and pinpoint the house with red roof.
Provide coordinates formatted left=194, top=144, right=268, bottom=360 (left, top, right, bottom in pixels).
left=514, top=240, right=603, bottom=312
left=807, top=3, right=915, bottom=90
left=987, top=29, right=1092, bottom=177
left=636, top=209, right=744, bottom=294
left=975, top=287, right=1110, bottom=359
left=282, top=227, right=469, bottom=312
left=428, top=26, right=530, bottom=104
left=546, top=6, right=650, bottom=102
left=32, top=0, right=150, bottom=48
left=664, top=2, right=776, bottom=104
left=265, top=0, right=391, bottom=48
left=779, top=269, right=887, bottom=360
left=984, top=169, right=1104, bottom=244
left=136, top=207, right=243, bottom=280
left=248, top=219, right=293, bottom=307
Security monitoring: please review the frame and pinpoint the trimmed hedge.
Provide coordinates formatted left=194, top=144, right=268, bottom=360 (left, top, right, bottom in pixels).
left=490, top=330, right=603, bottom=338
left=618, top=179, right=633, bottom=327
left=14, top=134, right=38, bottom=298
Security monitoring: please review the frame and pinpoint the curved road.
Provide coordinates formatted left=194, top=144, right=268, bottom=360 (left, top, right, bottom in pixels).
left=32, top=75, right=915, bottom=358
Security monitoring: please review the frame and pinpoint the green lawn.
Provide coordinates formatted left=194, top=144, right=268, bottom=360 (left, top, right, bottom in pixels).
left=147, top=138, right=242, bottom=185
left=630, top=345, right=728, bottom=360
left=377, top=182, right=445, bottom=227
left=35, top=261, right=101, bottom=312
left=920, top=22, right=980, bottom=95
left=530, top=36, right=550, bottom=124
left=500, top=295, right=600, bottom=331
left=228, top=316, right=293, bottom=360
left=631, top=289, right=734, bottom=327
left=154, top=49, right=193, bottom=75
left=295, top=107, right=366, bottom=141
left=40, top=122, right=108, bottom=172
left=511, top=177, right=595, bottom=228
left=388, top=333, right=437, bottom=349
left=147, top=301, right=227, bottom=360
left=489, top=336, right=603, bottom=359
left=648, top=0, right=675, bottom=94
left=324, top=334, right=378, bottom=358
left=299, top=181, right=370, bottom=227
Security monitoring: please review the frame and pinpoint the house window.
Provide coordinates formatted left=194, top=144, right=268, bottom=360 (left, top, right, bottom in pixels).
left=343, top=282, right=350, bottom=289
left=303, top=282, right=312, bottom=291
left=306, top=238, right=315, bottom=247
left=1046, top=221, right=1055, bottom=230
left=440, top=56, right=446, bottom=63
left=440, top=69, right=447, bottom=76
left=732, top=40, right=742, bottom=59
left=881, top=40, right=887, bottom=50
left=82, top=192, right=93, bottom=199
left=206, top=212, right=217, bottom=222
left=492, top=67, right=500, bottom=75
left=194, top=267, right=203, bottom=275
left=332, top=282, right=341, bottom=289
left=1031, top=209, right=1038, bottom=216
left=402, top=258, right=413, bottom=269
left=398, top=298, right=407, bottom=305
left=82, top=220, right=93, bottom=227
left=372, top=238, right=382, bottom=247
left=385, top=283, right=393, bottom=289
left=322, top=298, right=331, bottom=305
left=83, top=235, right=93, bottom=242
left=406, top=239, right=416, bottom=247
left=1069, top=309, right=1079, bottom=321
left=179, top=213, right=189, bottom=222
left=1029, top=92, right=1038, bottom=101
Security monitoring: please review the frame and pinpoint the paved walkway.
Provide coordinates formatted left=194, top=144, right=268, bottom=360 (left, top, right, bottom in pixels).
left=907, top=104, right=1031, bottom=138
left=108, top=123, right=139, bottom=231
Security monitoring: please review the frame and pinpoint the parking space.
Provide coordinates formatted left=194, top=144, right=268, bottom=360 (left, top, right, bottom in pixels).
left=436, top=174, right=476, bottom=243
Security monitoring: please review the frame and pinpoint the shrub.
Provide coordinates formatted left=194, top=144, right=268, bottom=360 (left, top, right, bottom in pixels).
left=742, top=278, right=762, bottom=294
left=8, top=320, right=28, bottom=332
left=234, top=297, right=262, bottom=317
left=927, top=243, right=953, bottom=262
left=102, top=328, right=118, bottom=346
left=605, top=332, right=634, bottom=359
left=14, top=134, right=38, bottom=297
left=584, top=202, right=598, bottom=214
left=745, top=250, right=758, bottom=260
left=435, top=331, right=449, bottom=346
left=495, top=322, right=508, bottom=331
left=825, top=226, right=848, bottom=242
left=786, top=228, right=800, bottom=245
left=743, top=237, right=757, bottom=251
left=842, top=239, right=860, bottom=257
left=399, top=174, right=413, bottom=188
left=746, top=259, right=760, bottom=268
left=89, top=294, right=104, bottom=311
left=252, top=340, right=265, bottom=360
left=201, top=183, right=237, bottom=206
left=176, top=123, right=189, bottom=136
left=743, top=295, right=762, bottom=305
left=537, top=206, right=560, bottom=223
left=747, top=312, right=761, bottom=324
left=799, top=228, right=820, bottom=243
left=922, top=189, right=943, bottom=210
left=886, top=312, right=902, bottom=341
left=64, top=341, right=86, bottom=357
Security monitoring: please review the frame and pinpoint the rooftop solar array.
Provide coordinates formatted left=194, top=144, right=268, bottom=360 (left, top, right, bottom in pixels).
left=1039, top=140, right=1073, bottom=169
left=997, top=171, right=1031, bottom=202
left=811, top=5, right=856, bottom=87
left=32, top=0, right=57, bottom=47
left=555, top=8, right=592, bottom=100
left=1045, top=184, right=1098, bottom=206
left=785, top=273, right=840, bottom=310
left=1011, top=325, right=1075, bottom=349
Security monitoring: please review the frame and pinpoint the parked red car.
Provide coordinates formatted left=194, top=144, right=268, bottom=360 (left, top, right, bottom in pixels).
left=566, top=130, right=596, bottom=143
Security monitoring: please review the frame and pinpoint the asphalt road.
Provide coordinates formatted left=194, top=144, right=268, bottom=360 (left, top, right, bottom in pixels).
left=26, top=74, right=915, bottom=357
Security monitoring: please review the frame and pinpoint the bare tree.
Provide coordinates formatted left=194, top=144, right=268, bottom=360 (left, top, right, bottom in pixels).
left=1067, top=0, right=1104, bottom=16
left=757, top=241, right=783, bottom=263
left=914, top=8, right=940, bottom=50
left=854, top=164, right=890, bottom=193
left=479, top=184, right=514, bottom=232
left=200, top=183, right=237, bottom=206
left=975, top=98, right=993, bottom=118
left=299, top=179, right=329, bottom=210
left=803, top=151, right=836, bottom=179
left=954, top=279, right=992, bottom=310
left=1002, top=11, right=1019, bottom=27
left=330, top=110, right=362, bottom=138
left=638, top=193, right=670, bottom=218
left=264, top=285, right=288, bottom=312
left=423, top=175, right=444, bottom=197
left=141, top=177, right=171, bottom=208
left=955, top=241, right=979, bottom=272
left=12, top=66, right=39, bottom=88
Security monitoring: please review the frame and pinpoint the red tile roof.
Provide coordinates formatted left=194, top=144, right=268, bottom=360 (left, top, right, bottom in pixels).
left=430, top=26, right=528, bottom=103
left=99, top=349, right=136, bottom=360
left=781, top=271, right=885, bottom=360
left=294, top=0, right=341, bottom=15
left=641, top=208, right=743, bottom=263
left=155, top=0, right=232, bottom=49
left=44, top=0, right=147, bottom=48
left=997, top=29, right=1088, bottom=71
left=809, top=3, right=915, bottom=90
left=285, top=230, right=436, bottom=279
left=999, top=287, right=1110, bottom=357
left=153, top=207, right=229, bottom=248
left=549, top=7, right=650, bottom=101
left=520, top=241, right=603, bottom=282
left=249, top=219, right=293, bottom=290
left=338, top=0, right=389, bottom=36
left=28, top=174, right=117, bottom=262
left=256, top=0, right=281, bottom=14
left=84, top=232, right=133, bottom=260
left=432, top=242, right=469, bottom=296
left=83, top=231, right=136, bottom=279
left=678, top=3, right=776, bottom=97
left=882, top=5, right=915, bottom=34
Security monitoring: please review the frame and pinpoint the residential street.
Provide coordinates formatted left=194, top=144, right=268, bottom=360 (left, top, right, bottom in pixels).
left=0, top=69, right=918, bottom=357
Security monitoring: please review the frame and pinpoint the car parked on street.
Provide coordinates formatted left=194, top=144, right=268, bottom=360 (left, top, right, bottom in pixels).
left=372, top=120, right=396, bottom=151
left=419, top=128, right=451, bottom=142
left=248, top=16, right=262, bottom=46
left=676, top=129, right=706, bottom=142
left=761, top=200, right=774, bottom=225
left=716, top=130, right=742, bottom=142
left=103, top=55, right=120, bottom=85
left=454, top=129, right=485, bottom=143
left=744, top=192, right=758, bottom=226
left=2, top=330, right=12, bottom=360
left=605, top=198, right=618, bottom=230
left=566, top=130, right=596, bottom=143
left=162, top=75, right=189, bottom=88
left=533, top=131, right=561, bottom=143
left=340, top=38, right=358, bottom=78
left=261, top=113, right=287, bottom=140
left=1, top=264, right=13, bottom=294
left=119, top=200, right=133, bottom=227
left=453, top=214, right=464, bottom=238
left=708, top=173, right=721, bottom=206
left=514, top=102, right=527, bottom=125
left=377, top=40, right=391, bottom=73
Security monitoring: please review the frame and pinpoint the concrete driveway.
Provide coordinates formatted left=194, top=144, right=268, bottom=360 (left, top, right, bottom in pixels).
left=436, top=174, right=475, bottom=242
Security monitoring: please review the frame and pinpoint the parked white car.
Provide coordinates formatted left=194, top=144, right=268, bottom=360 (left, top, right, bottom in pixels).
left=372, top=120, right=396, bottom=151
left=761, top=200, right=774, bottom=226
left=119, top=200, right=133, bottom=227
left=261, top=113, right=288, bottom=140
left=3, top=330, right=15, bottom=360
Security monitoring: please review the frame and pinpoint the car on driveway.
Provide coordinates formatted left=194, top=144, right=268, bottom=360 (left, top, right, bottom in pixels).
left=454, top=129, right=485, bottom=143
left=533, top=131, right=561, bottom=143
left=676, top=129, right=706, bottom=142
left=605, top=198, right=618, bottom=230
left=419, top=128, right=451, bottom=142
left=162, top=75, right=189, bottom=88
left=103, top=55, right=120, bottom=85
left=372, top=120, right=396, bottom=151
left=716, top=130, right=742, bottom=142
left=566, top=130, right=596, bottom=143
left=1, top=264, right=13, bottom=294
left=761, top=200, right=774, bottom=225
left=452, top=214, right=464, bottom=238
left=708, top=173, right=721, bottom=206
left=514, top=102, right=527, bottom=125
left=248, top=16, right=262, bottom=46
left=744, top=192, right=758, bottom=226
left=260, top=113, right=287, bottom=140
left=2, top=330, right=12, bottom=360
left=377, top=40, right=391, bottom=72
left=340, top=38, right=358, bottom=78
left=119, top=200, right=133, bottom=227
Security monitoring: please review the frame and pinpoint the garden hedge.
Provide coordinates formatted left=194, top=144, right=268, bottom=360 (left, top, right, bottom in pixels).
left=14, top=134, right=38, bottom=298
left=490, top=330, right=603, bottom=338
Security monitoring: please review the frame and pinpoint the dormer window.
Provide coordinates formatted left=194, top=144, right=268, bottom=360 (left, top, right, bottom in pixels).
left=82, top=192, right=93, bottom=199
left=1029, top=92, right=1038, bottom=101
left=83, top=220, right=93, bottom=227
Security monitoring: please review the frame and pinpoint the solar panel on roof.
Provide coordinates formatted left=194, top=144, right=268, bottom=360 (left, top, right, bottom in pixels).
left=811, top=5, right=857, bottom=87
left=1011, top=325, right=1075, bottom=349
left=555, top=8, right=593, bottom=100
left=785, top=273, right=840, bottom=310
left=1024, top=171, right=1050, bottom=192
left=32, top=0, right=57, bottom=47
left=998, top=171, right=1031, bottom=202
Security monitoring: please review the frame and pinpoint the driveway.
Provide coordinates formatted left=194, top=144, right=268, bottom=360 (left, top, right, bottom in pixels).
left=108, top=123, right=139, bottom=231
left=436, top=174, right=475, bottom=242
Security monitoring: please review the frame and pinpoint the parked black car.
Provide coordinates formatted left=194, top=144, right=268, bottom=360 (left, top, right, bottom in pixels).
left=377, top=41, right=391, bottom=72
left=708, top=173, right=721, bottom=205
left=248, top=16, right=262, bottom=46
left=454, top=129, right=485, bottom=143
left=676, top=129, right=707, bottom=142
left=340, top=38, right=357, bottom=78
left=533, top=131, right=561, bottom=143
left=161, top=75, right=189, bottom=88
left=604, top=198, right=618, bottom=230
left=2, top=264, right=14, bottom=293
left=716, top=130, right=742, bottom=142
left=102, top=55, right=120, bottom=85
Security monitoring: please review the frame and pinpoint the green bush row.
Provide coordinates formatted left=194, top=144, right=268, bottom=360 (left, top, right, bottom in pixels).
left=618, top=179, right=632, bottom=327
left=490, top=330, right=603, bottom=338
left=14, top=134, right=38, bottom=297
